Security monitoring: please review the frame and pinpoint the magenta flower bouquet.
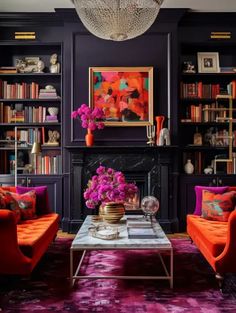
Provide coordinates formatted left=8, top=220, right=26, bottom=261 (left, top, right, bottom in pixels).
left=84, top=166, right=138, bottom=209
left=71, top=104, right=105, bottom=131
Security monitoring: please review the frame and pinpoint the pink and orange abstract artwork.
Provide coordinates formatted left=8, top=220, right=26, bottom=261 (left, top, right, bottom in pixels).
left=89, top=67, right=153, bottom=126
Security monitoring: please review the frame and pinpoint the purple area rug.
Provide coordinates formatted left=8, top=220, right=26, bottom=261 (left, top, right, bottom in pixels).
left=0, top=238, right=236, bottom=313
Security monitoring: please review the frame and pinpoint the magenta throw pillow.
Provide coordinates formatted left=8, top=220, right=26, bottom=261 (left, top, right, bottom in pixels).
left=194, top=185, right=228, bottom=216
left=16, top=186, right=50, bottom=215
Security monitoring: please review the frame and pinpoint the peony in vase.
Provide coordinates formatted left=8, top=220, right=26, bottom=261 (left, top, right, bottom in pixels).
left=85, top=129, right=94, bottom=146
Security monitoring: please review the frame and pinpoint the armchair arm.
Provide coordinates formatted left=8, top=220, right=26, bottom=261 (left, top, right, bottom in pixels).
left=214, top=210, right=236, bottom=274
left=0, top=210, right=32, bottom=275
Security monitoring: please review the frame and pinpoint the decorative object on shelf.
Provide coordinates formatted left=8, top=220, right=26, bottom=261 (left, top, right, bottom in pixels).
left=146, top=125, right=156, bottom=146
left=49, top=53, right=60, bottom=73
left=210, top=31, right=231, bottom=40
left=99, top=202, right=125, bottom=224
left=88, top=224, right=119, bottom=240
left=16, top=57, right=40, bottom=73
left=184, top=159, right=194, bottom=174
left=14, top=31, right=36, bottom=40
left=182, top=61, right=196, bottom=73
left=39, top=85, right=58, bottom=99
left=72, top=104, right=105, bottom=146
left=155, top=115, right=165, bottom=145
left=83, top=166, right=138, bottom=219
left=36, top=60, right=45, bottom=73
left=204, top=166, right=214, bottom=175
left=197, top=52, right=220, bottom=73
left=44, top=130, right=60, bottom=146
left=48, top=107, right=59, bottom=117
left=72, top=0, right=164, bottom=41
left=89, top=67, right=153, bottom=126
left=193, top=128, right=202, bottom=145
left=159, top=128, right=171, bottom=146
left=141, top=196, right=160, bottom=221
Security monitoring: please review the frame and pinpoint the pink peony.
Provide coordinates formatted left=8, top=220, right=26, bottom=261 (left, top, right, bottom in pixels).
left=72, top=104, right=105, bottom=131
left=83, top=166, right=138, bottom=209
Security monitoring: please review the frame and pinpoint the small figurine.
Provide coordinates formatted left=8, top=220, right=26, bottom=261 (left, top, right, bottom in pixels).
left=183, top=61, right=196, bottom=74
left=159, top=128, right=171, bottom=146
left=45, top=130, right=60, bottom=146
left=36, top=60, right=45, bottom=73
left=49, top=53, right=60, bottom=73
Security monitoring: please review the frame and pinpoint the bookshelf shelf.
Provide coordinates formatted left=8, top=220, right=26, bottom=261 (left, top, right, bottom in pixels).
left=0, top=98, right=61, bottom=102
left=0, top=73, right=61, bottom=77
left=0, top=42, right=62, bottom=178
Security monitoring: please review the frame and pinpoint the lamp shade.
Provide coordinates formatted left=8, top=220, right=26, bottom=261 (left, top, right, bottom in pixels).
left=73, top=0, right=164, bottom=41
left=31, top=142, right=42, bottom=154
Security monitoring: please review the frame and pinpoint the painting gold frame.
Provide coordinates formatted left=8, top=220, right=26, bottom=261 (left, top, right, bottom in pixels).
left=89, top=67, right=153, bottom=126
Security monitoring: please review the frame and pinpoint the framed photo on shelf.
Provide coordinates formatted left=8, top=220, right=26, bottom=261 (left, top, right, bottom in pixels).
left=197, top=52, right=220, bottom=73
left=89, top=67, right=153, bottom=126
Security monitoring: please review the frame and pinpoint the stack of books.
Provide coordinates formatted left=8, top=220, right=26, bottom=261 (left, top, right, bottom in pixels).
left=126, top=217, right=157, bottom=239
left=39, top=87, right=58, bottom=99
left=45, top=115, right=58, bottom=123
left=0, top=66, right=17, bottom=74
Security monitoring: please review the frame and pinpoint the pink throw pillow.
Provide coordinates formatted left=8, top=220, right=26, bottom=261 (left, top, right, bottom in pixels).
left=194, top=185, right=228, bottom=215
left=16, top=186, right=51, bottom=215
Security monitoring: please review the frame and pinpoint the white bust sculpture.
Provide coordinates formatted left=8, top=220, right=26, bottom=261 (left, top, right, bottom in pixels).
left=49, top=53, right=60, bottom=73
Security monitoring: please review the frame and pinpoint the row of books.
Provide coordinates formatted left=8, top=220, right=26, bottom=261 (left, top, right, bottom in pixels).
left=0, top=103, right=59, bottom=123
left=181, top=103, right=228, bottom=123
left=180, top=82, right=221, bottom=99
left=34, top=155, right=62, bottom=175
left=0, top=80, right=39, bottom=99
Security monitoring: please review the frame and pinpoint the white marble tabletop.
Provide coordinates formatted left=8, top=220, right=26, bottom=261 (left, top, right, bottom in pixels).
left=71, top=215, right=172, bottom=250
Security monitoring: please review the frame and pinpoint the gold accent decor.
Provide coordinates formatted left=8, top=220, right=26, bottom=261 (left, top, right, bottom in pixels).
left=210, top=31, right=231, bottom=39
left=14, top=32, right=36, bottom=40
left=99, top=202, right=125, bottom=223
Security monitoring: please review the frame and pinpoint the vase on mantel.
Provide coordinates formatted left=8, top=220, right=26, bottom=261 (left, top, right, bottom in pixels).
left=85, top=129, right=94, bottom=146
left=184, top=159, right=194, bottom=174
left=155, top=115, right=165, bottom=145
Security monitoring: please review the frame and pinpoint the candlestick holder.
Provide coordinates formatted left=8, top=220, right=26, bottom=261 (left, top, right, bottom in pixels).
left=146, top=125, right=156, bottom=146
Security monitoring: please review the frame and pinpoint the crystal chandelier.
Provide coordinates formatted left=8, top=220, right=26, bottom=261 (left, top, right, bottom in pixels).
left=72, top=0, right=164, bottom=41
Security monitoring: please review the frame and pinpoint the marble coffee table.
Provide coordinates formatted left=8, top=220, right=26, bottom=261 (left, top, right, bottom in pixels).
left=70, top=215, right=173, bottom=288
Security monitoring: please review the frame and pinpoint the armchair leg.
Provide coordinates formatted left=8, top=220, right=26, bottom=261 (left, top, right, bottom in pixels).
left=215, top=273, right=224, bottom=292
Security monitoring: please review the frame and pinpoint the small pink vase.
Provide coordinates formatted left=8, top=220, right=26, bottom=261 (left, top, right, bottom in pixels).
left=155, top=116, right=165, bottom=145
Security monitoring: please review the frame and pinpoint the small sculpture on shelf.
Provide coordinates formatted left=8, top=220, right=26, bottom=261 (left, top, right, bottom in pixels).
left=49, top=53, right=60, bottom=73
left=182, top=61, right=196, bottom=73
left=36, top=59, right=45, bottom=73
left=159, top=128, right=171, bottom=146
left=146, top=125, right=155, bottom=146
left=44, top=130, right=60, bottom=146
left=45, top=107, right=59, bottom=123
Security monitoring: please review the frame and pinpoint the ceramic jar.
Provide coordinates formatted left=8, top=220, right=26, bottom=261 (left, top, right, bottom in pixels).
left=184, top=159, right=194, bottom=174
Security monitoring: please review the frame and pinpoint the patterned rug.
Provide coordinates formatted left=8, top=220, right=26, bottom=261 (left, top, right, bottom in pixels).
left=0, top=238, right=236, bottom=313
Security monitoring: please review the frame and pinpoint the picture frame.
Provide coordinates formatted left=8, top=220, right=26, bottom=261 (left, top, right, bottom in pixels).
left=89, top=67, right=153, bottom=126
left=197, top=52, right=220, bottom=73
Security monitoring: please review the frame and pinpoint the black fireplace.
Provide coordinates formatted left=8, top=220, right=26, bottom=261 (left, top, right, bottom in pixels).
left=62, top=146, right=179, bottom=233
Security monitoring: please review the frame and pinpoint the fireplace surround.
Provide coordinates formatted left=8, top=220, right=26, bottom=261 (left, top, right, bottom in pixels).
left=62, top=146, right=179, bottom=233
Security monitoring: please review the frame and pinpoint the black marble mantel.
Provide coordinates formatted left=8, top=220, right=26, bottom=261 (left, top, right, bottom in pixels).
left=62, top=146, right=179, bottom=233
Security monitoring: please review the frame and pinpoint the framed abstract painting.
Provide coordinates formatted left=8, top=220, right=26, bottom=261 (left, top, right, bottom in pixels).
left=89, top=67, right=153, bottom=126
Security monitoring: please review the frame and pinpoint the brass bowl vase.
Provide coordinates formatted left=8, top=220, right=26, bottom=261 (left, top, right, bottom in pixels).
left=99, top=202, right=125, bottom=223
